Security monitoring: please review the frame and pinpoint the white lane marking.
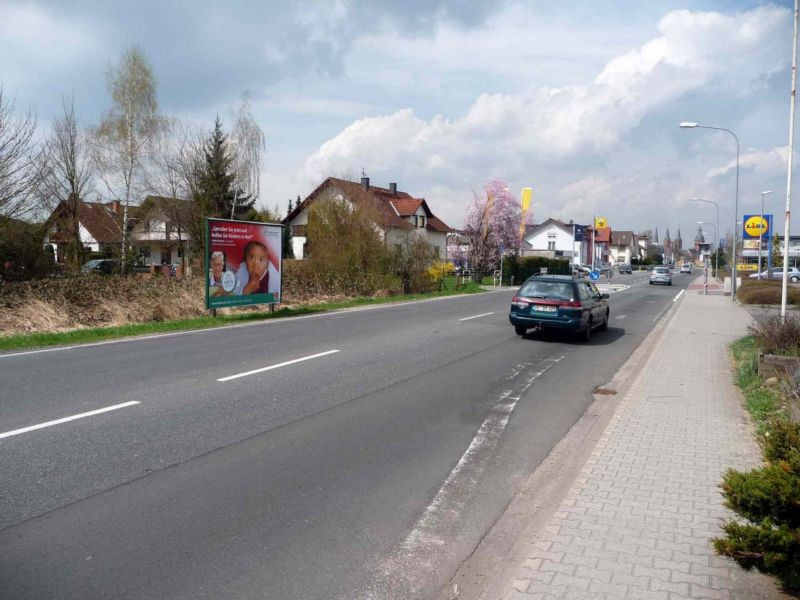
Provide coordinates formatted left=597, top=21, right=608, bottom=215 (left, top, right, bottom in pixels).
left=673, top=290, right=686, bottom=302
left=217, top=349, right=340, bottom=382
left=0, top=290, right=510, bottom=360
left=0, top=401, right=140, bottom=440
left=459, top=312, right=495, bottom=321
left=615, top=314, right=627, bottom=320
left=375, top=354, right=567, bottom=590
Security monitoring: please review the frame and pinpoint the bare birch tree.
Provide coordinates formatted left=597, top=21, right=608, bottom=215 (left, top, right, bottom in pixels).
left=229, top=95, right=265, bottom=219
left=93, top=45, right=160, bottom=273
left=0, top=87, right=38, bottom=218
left=37, top=96, right=95, bottom=270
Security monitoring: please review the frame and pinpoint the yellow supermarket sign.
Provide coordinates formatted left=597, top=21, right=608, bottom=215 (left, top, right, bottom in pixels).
left=743, top=215, right=771, bottom=238
left=736, top=263, right=759, bottom=271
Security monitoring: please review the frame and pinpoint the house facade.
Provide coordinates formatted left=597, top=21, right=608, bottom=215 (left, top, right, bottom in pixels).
left=284, top=177, right=452, bottom=259
left=43, top=196, right=191, bottom=268
left=609, top=230, right=638, bottom=264
left=128, top=196, right=192, bottom=267
left=44, top=200, right=123, bottom=262
left=522, top=219, right=584, bottom=261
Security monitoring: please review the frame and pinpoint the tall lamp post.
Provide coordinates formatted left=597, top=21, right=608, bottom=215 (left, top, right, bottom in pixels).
left=758, top=190, right=773, bottom=279
left=689, top=198, right=720, bottom=279
left=680, top=123, right=739, bottom=300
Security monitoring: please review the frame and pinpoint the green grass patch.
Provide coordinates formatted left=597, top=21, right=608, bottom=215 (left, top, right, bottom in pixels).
left=0, top=282, right=485, bottom=352
left=730, top=336, right=788, bottom=431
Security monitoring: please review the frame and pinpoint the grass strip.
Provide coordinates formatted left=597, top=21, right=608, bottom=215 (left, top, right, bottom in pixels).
left=730, top=336, right=789, bottom=430
left=0, top=283, right=485, bottom=352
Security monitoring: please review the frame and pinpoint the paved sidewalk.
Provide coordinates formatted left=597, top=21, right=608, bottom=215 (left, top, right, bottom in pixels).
left=498, top=293, right=785, bottom=599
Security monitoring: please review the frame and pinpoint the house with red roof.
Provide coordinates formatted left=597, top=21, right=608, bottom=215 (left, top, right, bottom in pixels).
left=284, top=176, right=453, bottom=259
left=43, top=200, right=124, bottom=263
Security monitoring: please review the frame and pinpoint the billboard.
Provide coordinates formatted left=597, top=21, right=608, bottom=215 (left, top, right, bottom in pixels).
left=742, top=214, right=772, bottom=239
left=205, top=218, right=283, bottom=309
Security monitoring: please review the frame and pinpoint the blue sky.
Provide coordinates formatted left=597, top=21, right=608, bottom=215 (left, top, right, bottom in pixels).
left=1, top=0, right=796, bottom=237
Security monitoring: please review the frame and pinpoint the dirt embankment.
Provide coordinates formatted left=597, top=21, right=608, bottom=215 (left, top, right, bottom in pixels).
left=0, top=263, right=393, bottom=337
left=0, top=276, right=208, bottom=336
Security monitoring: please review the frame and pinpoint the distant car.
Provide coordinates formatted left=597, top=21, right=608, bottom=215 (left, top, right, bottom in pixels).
left=749, top=267, right=800, bottom=282
left=650, top=266, right=672, bottom=286
left=618, top=264, right=632, bottom=274
left=680, top=264, right=692, bottom=274
left=80, top=259, right=119, bottom=275
left=509, top=274, right=609, bottom=342
left=572, top=264, right=592, bottom=276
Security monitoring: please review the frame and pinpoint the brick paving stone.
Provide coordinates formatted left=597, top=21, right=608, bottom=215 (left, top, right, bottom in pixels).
left=498, top=295, right=786, bottom=600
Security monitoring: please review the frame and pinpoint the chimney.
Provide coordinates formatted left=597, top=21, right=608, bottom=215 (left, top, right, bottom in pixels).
left=389, top=182, right=397, bottom=196
left=361, top=176, right=370, bottom=190
left=111, top=200, right=121, bottom=214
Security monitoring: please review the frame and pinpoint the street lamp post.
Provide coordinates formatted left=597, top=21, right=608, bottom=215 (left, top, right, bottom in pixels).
left=680, top=123, right=739, bottom=300
left=689, top=198, right=720, bottom=280
left=758, top=190, right=773, bottom=279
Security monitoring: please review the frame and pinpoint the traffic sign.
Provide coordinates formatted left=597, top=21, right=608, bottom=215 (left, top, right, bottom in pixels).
left=589, top=270, right=600, bottom=281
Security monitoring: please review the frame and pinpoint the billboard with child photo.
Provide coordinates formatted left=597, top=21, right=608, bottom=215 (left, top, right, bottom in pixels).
left=205, top=218, right=283, bottom=309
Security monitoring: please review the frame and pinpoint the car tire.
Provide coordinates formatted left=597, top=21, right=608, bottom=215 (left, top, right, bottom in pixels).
left=792, top=276, right=799, bottom=283
left=579, top=318, right=592, bottom=343
left=515, top=325, right=527, bottom=336
left=600, top=310, right=609, bottom=331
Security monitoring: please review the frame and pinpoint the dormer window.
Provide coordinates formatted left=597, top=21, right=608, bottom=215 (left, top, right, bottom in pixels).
left=418, top=215, right=426, bottom=228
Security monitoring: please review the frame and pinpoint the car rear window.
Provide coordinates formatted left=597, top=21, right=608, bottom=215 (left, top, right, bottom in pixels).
left=654, top=267, right=669, bottom=274
left=518, top=280, right=575, bottom=300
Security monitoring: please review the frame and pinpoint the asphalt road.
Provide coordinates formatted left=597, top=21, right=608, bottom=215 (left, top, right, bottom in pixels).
left=0, top=271, right=693, bottom=599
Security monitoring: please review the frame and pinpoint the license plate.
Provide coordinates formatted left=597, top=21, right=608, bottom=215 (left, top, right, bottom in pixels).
left=532, top=305, right=557, bottom=312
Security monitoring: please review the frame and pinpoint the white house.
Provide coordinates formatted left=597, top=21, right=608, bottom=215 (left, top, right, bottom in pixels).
left=284, top=177, right=452, bottom=259
left=609, top=231, right=637, bottom=264
left=43, top=200, right=123, bottom=262
left=522, top=219, right=582, bottom=261
left=128, top=196, right=192, bottom=268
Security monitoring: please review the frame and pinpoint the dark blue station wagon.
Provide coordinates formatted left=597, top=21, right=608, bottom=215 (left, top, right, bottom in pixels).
left=509, top=275, right=610, bottom=341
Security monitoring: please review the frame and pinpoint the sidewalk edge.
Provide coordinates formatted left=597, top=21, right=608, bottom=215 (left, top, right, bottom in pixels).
left=438, top=292, right=686, bottom=600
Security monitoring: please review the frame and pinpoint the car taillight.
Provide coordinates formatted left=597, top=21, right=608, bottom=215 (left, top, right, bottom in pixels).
left=558, top=300, right=582, bottom=308
left=511, top=296, right=528, bottom=309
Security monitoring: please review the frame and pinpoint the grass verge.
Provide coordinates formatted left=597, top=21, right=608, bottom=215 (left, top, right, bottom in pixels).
left=0, top=282, right=485, bottom=352
left=730, top=336, right=789, bottom=430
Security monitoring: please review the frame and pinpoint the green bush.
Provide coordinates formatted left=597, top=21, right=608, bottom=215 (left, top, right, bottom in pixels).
left=505, top=255, right=571, bottom=285
left=715, top=436, right=800, bottom=593
left=716, top=339, right=800, bottom=594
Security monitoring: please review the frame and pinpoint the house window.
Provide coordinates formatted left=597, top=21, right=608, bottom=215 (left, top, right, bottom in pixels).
left=143, top=219, right=151, bottom=232
left=418, top=216, right=426, bottom=228
left=161, top=247, right=171, bottom=265
left=547, top=241, right=556, bottom=250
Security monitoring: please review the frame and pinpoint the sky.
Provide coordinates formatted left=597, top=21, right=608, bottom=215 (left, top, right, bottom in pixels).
left=1, top=0, right=797, bottom=239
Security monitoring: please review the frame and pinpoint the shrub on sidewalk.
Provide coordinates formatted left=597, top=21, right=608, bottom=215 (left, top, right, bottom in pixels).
left=714, top=418, right=800, bottom=594
left=738, top=280, right=800, bottom=305
left=748, top=315, right=800, bottom=356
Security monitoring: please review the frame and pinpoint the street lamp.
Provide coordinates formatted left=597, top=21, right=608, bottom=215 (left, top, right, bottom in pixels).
left=680, top=122, right=740, bottom=300
left=758, top=190, right=773, bottom=279
left=689, top=198, right=720, bottom=279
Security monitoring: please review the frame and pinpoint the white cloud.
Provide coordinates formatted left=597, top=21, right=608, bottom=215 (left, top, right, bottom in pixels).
left=707, top=146, right=790, bottom=179
left=301, top=5, right=790, bottom=229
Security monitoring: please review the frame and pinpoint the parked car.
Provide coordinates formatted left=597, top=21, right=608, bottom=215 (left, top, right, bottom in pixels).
left=572, top=263, right=592, bottom=277
left=618, top=264, right=632, bottom=274
left=749, top=267, right=800, bottom=282
left=509, top=274, right=610, bottom=342
left=649, top=266, right=672, bottom=285
left=80, top=259, right=119, bottom=275
left=680, top=264, right=692, bottom=274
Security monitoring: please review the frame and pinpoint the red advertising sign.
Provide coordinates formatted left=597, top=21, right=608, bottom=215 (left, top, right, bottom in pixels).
left=205, top=218, right=282, bottom=308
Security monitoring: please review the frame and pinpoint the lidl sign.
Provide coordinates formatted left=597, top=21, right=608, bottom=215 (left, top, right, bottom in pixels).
left=743, top=214, right=772, bottom=239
